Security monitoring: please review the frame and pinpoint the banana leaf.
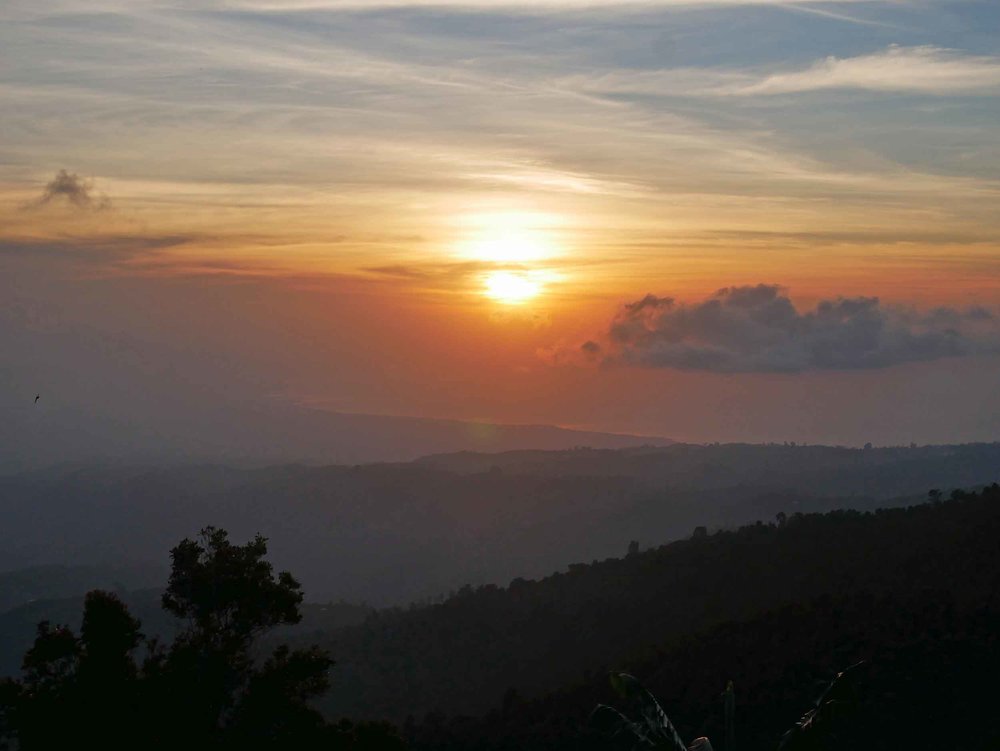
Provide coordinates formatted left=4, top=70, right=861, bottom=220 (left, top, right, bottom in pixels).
left=591, top=672, right=689, bottom=751
left=777, top=661, right=867, bottom=750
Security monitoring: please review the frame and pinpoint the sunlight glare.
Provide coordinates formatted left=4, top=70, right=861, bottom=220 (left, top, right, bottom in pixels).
left=467, top=231, right=554, bottom=263
left=455, top=212, right=562, bottom=263
left=483, top=271, right=543, bottom=304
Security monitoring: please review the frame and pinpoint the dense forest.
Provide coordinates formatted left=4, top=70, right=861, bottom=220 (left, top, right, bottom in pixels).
left=404, top=589, right=1000, bottom=751
left=310, top=485, right=1000, bottom=750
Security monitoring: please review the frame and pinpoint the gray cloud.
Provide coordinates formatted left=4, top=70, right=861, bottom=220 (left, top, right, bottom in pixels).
left=583, top=285, right=998, bottom=373
left=0, top=235, right=194, bottom=261
left=363, top=259, right=524, bottom=282
left=29, top=170, right=111, bottom=211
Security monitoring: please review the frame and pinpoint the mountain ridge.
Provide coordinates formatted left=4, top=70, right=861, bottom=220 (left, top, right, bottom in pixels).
left=1, top=404, right=673, bottom=471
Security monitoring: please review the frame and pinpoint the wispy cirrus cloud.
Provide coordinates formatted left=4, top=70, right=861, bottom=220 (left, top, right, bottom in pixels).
left=569, top=46, right=1000, bottom=99
left=725, top=45, right=1000, bottom=96
left=0, top=0, right=880, bottom=21
left=3, top=0, right=1000, bottom=289
left=205, top=0, right=876, bottom=9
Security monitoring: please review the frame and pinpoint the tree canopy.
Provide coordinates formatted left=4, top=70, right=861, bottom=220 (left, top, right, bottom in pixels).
left=0, top=527, right=403, bottom=751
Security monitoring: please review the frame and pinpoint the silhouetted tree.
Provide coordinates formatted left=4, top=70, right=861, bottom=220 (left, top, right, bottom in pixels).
left=149, top=526, right=333, bottom=748
left=0, top=591, right=143, bottom=749
left=0, top=527, right=403, bottom=750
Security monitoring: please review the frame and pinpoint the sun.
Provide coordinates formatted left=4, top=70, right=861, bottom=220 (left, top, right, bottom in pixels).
left=453, top=212, right=563, bottom=303
left=483, top=271, right=543, bottom=304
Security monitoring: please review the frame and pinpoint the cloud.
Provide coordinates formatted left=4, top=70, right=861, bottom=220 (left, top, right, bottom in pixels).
left=0, top=235, right=195, bottom=263
left=726, top=46, right=1000, bottom=96
left=212, top=0, right=874, bottom=9
left=27, top=170, right=111, bottom=210
left=4, top=1, right=1000, bottom=281
left=363, top=260, right=500, bottom=280
left=570, top=46, right=1000, bottom=100
left=568, top=285, right=999, bottom=373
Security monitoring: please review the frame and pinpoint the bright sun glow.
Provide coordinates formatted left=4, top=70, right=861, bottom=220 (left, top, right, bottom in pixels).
left=455, top=212, right=562, bottom=263
left=466, top=231, right=554, bottom=263
left=456, top=213, right=563, bottom=303
left=483, top=271, right=543, bottom=304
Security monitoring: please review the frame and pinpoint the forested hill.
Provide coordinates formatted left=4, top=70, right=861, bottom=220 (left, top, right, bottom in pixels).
left=409, top=588, right=1000, bottom=751
left=4, top=442, right=1000, bottom=608
left=417, top=442, right=1000, bottom=497
left=315, top=485, right=1000, bottom=742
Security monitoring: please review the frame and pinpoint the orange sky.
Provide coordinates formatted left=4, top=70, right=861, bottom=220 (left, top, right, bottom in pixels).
left=2, top=0, right=1000, bottom=451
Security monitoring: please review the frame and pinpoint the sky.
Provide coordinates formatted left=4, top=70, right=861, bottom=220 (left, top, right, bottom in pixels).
left=2, top=0, right=1000, bottom=454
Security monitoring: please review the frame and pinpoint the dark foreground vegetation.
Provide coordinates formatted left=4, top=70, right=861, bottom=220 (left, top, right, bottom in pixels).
left=326, top=486, right=1000, bottom=751
left=0, top=528, right=401, bottom=750
left=2, top=483, right=999, bottom=750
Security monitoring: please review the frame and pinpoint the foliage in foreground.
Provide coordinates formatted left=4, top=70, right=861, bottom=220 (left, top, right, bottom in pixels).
left=0, top=527, right=404, bottom=751
left=595, top=662, right=867, bottom=751
left=403, top=486, right=1000, bottom=751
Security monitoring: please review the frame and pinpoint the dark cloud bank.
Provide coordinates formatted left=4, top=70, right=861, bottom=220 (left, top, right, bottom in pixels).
left=578, top=284, right=997, bottom=373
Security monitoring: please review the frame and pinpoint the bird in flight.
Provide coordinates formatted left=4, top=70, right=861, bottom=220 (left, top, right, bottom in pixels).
left=34, top=394, right=40, bottom=404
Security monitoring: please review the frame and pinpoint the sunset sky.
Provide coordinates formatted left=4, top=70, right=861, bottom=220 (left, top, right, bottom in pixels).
left=3, top=0, right=1000, bottom=451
